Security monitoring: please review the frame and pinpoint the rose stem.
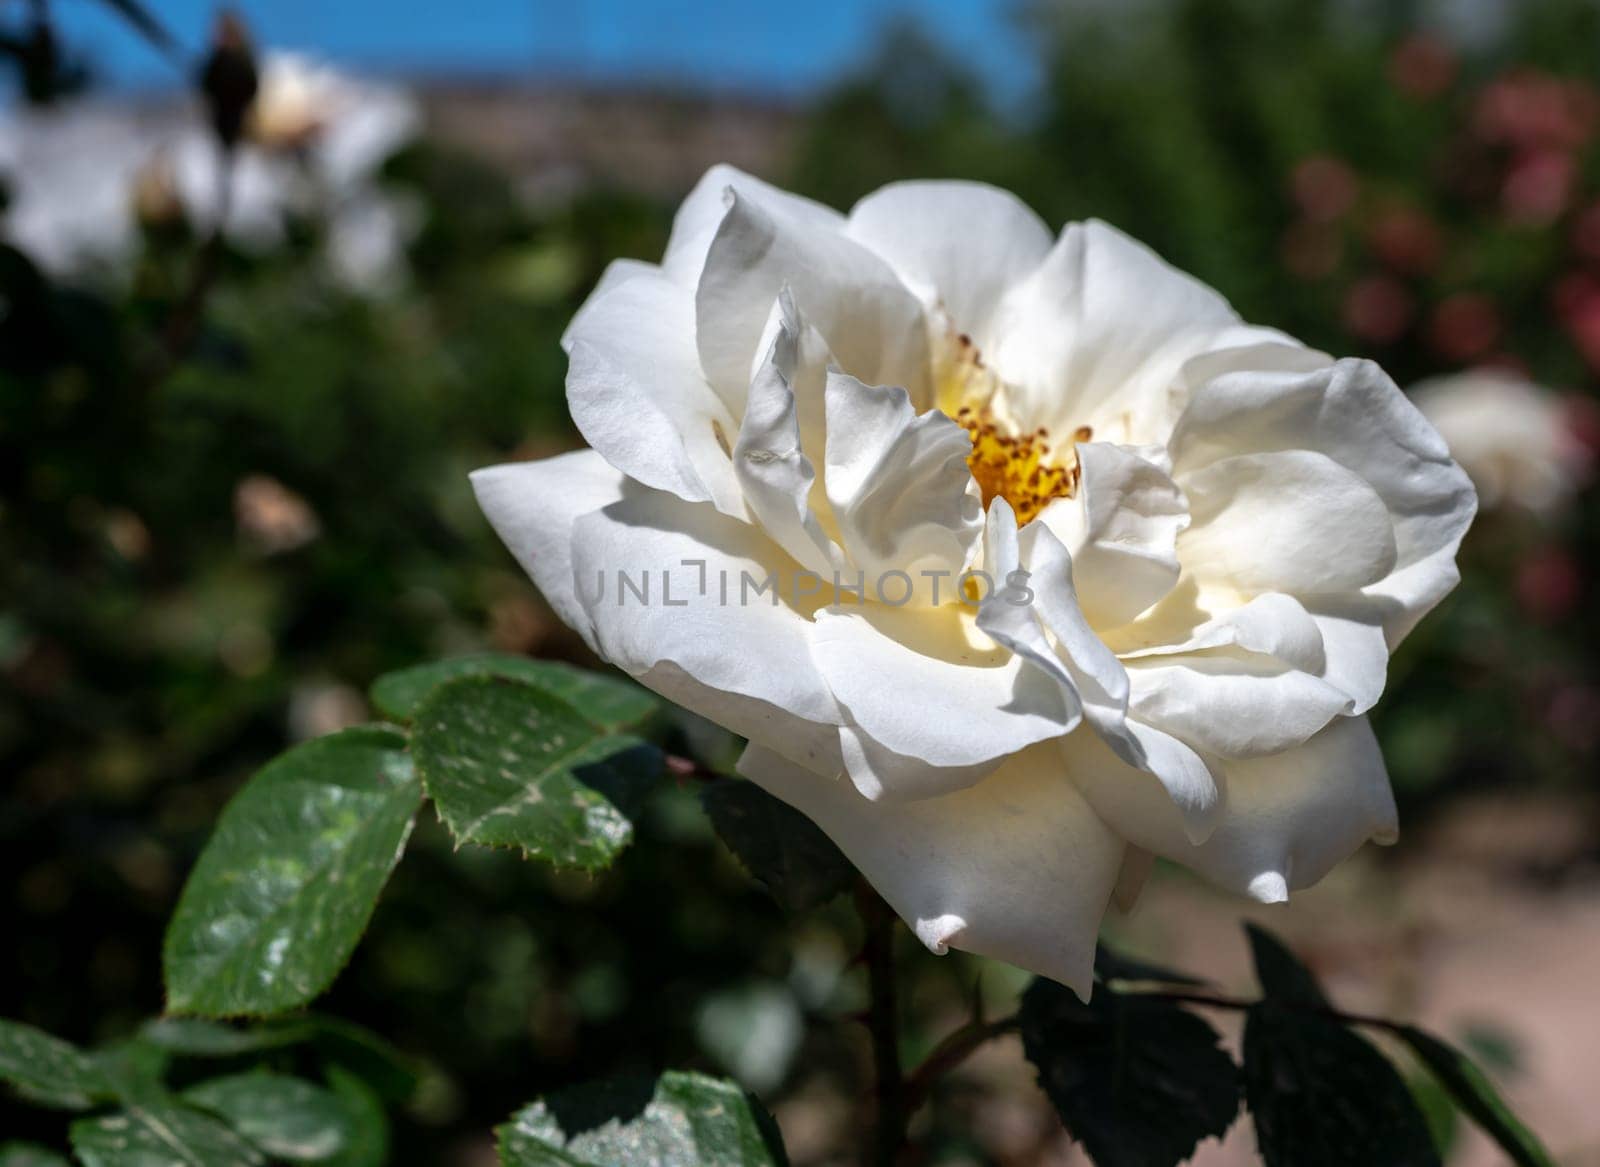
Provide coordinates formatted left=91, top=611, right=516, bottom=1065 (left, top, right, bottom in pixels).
left=855, top=880, right=908, bottom=1166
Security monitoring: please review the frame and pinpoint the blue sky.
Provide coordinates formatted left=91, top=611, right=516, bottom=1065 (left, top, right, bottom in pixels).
left=48, top=0, right=1034, bottom=99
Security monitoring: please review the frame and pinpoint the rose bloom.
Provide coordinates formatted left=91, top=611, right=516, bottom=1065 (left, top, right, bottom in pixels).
left=475, top=170, right=1476, bottom=995
left=1411, top=370, right=1591, bottom=517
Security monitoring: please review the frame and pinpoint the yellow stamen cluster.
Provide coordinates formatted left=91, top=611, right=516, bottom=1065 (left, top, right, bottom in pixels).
left=935, top=328, right=1091, bottom=524
left=957, top=410, right=1089, bottom=525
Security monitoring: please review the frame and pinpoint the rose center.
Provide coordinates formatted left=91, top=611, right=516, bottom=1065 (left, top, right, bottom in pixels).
left=957, top=409, right=1088, bottom=525
left=936, top=330, right=1088, bottom=524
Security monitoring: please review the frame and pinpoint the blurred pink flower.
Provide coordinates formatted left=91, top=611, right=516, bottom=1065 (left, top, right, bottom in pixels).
left=1388, top=34, right=1456, bottom=100
left=1290, top=155, right=1359, bottom=223
left=1474, top=71, right=1599, bottom=152
left=1571, top=201, right=1600, bottom=261
left=1342, top=275, right=1414, bottom=343
left=1556, top=276, right=1600, bottom=372
left=1367, top=206, right=1442, bottom=274
left=1563, top=392, right=1600, bottom=456
left=1502, top=149, right=1576, bottom=224
left=1427, top=293, right=1502, bottom=362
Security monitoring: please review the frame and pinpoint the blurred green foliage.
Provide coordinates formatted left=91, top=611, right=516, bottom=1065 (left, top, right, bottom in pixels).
left=4, top=0, right=1599, bottom=1161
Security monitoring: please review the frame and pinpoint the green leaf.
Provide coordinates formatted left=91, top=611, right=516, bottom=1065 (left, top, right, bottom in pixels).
left=497, top=1071, right=787, bottom=1166
left=93, top=1036, right=172, bottom=1104
left=321, top=1067, right=390, bottom=1167
left=139, top=1015, right=416, bottom=1105
left=0, top=1019, right=113, bottom=1110
left=303, top=1015, right=419, bottom=1106
left=1093, top=943, right=1207, bottom=988
left=1243, top=1005, right=1440, bottom=1167
left=700, top=779, right=853, bottom=912
left=412, top=676, right=659, bottom=869
left=138, top=1017, right=316, bottom=1057
left=1018, top=979, right=1239, bottom=1167
left=0, top=1143, right=72, bottom=1167
left=1244, top=923, right=1328, bottom=1006
left=70, top=1101, right=266, bottom=1167
left=184, top=1071, right=356, bottom=1162
left=371, top=654, right=657, bottom=732
left=1396, top=1025, right=1555, bottom=1167
left=163, top=726, right=423, bottom=1017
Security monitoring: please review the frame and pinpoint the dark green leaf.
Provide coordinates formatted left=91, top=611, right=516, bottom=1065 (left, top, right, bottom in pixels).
left=139, top=1014, right=415, bottom=1103
left=304, top=1015, right=419, bottom=1106
left=0, top=1143, right=72, bottom=1167
left=138, top=1017, right=316, bottom=1057
left=321, top=1067, right=390, bottom=1167
left=93, top=1036, right=172, bottom=1105
left=0, top=1019, right=113, bottom=1110
left=1245, top=923, right=1327, bottom=1006
left=412, top=676, right=659, bottom=869
left=184, top=1071, right=355, bottom=1161
left=1409, top=1070, right=1460, bottom=1160
left=371, top=654, right=657, bottom=732
left=700, top=779, right=853, bottom=912
left=1396, top=1025, right=1555, bottom=1167
left=163, top=726, right=423, bottom=1016
left=70, top=1101, right=265, bottom=1167
left=1243, top=1004, right=1439, bottom=1167
left=497, top=1071, right=787, bottom=1166
left=1018, top=979, right=1239, bottom=1167
left=1093, top=943, right=1207, bottom=987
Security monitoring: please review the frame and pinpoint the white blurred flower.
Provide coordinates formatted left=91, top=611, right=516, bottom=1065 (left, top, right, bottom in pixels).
left=475, top=170, right=1477, bottom=996
left=0, top=53, right=419, bottom=291
left=0, top=102, right=171, bottom=274
left=1410, top=370, right=1592, bottom=516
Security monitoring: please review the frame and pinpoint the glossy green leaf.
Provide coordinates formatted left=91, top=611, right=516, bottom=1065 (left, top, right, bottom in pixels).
left=412, top=676, right=659, bottom=869
left=1243, top=1004, right=1440, bottom=1167
left=1019, top=979, right=1239, bottom=1167
left=497, top=1071, right=786, bottom=1166
left=185, top=1071, right=356, bottom=1161
left=0, top=1019, right=113, bottom=1110
left=1396, top=1025, right=1555, bottom=1167
left=0, top=1143, right=72, bottom=1167
left=700, top=779, right=853, bottom=912
left=163, top=726, right=423, bottom=1016
left=371, top=654, right=657, bottom=732
left=70, top=1102, right=265, bottom=1167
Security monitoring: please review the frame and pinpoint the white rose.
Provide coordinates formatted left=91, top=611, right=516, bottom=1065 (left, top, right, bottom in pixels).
left=1410, top=369, right=1591, bottom=517
left=474, top=170, right=1476, bottom=996
left=0, top=54, right=418, bottom=291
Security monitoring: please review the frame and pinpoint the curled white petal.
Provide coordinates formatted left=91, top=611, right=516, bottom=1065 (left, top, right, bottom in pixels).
left=740, top=741, right=1124, bottom=1000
